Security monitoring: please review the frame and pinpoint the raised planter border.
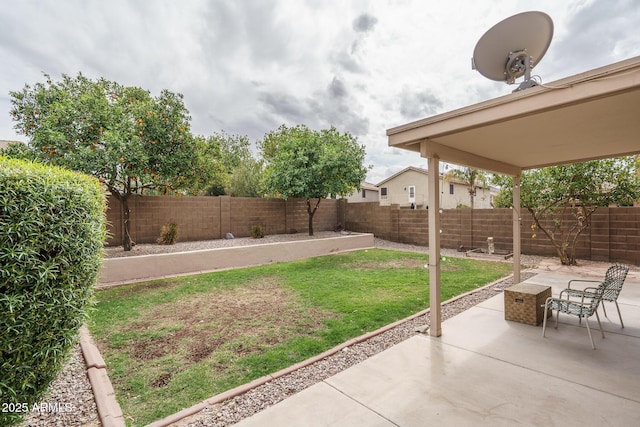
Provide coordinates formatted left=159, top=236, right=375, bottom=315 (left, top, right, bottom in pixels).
left=99, top=233, right=375, bottom=287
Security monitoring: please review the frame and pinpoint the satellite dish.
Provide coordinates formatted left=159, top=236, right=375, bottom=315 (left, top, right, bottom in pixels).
left=472, top=11, right=553, bottom=91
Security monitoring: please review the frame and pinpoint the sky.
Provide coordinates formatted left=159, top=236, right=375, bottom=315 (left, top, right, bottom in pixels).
left=1, top=0, right=639, bottom=183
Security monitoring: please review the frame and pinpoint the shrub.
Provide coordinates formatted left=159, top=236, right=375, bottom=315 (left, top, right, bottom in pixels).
left=250, top=224, right=265, bottom=239
left=0, top=156, right=106, bottom=425
left=157, top=222, right=179, bottom=245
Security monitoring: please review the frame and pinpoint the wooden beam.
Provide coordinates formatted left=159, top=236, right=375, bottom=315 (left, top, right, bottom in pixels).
left=420, top=139, right=521, bottom=176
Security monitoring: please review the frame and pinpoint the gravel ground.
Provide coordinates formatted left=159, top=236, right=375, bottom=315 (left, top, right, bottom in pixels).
left=18, top=346, right=99, bottom=427
left=26, top=234, right=544, bottom=427
left=103, top=231, right=353, bottom=258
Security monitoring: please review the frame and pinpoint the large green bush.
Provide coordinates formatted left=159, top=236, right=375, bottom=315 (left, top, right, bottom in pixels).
left=0, top=156, right=106, bottom=425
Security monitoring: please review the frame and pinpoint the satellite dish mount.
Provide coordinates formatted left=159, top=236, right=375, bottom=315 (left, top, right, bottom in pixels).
left=472, top=11, right=553, bottom=92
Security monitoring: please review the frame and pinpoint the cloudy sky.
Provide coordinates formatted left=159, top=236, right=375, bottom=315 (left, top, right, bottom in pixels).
left=1, top=0, right=638, bottom=182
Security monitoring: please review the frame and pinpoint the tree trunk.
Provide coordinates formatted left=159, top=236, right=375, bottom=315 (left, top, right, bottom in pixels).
left=121, top=195, right=133, bottom=251
left=306, top=198, right=322, bottom=236
left=308, top=210, right=315, bottom=236
left=559, top=248, right=572, bottom=265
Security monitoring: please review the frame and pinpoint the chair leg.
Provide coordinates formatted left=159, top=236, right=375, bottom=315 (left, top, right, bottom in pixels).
left=542, top=302, right=550, bottom=337
left=613, top=301, right=624, bottom=328
left=601, top=302, right=609, bottom=319
left=594, top=310, right=605, bottom=339
left=584, top=318, right=596, bottom=350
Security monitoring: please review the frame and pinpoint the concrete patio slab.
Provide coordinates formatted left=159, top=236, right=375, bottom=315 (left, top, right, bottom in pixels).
left=234, top=382, right=395, bottom=427
left=232, top=272, right=640, bottom=427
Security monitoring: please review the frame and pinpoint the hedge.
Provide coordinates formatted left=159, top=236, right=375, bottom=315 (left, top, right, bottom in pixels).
left=0, top=156, right=106, bottom=425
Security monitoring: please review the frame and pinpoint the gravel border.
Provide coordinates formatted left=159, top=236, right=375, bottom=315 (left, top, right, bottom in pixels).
left=24, top=236, right=544, bottom=427
left=18, top=346, right=100, bottom=427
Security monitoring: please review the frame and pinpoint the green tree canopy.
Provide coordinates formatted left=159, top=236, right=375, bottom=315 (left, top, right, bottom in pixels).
left=9, top=73, right=216, bottom=250
left=493, top=157, right=640, bottom=265
left=260, top=124, right=369, bottom=235
left=201, top=131, right=261, bottom=196
left=226, top=157, right=264, bottom=197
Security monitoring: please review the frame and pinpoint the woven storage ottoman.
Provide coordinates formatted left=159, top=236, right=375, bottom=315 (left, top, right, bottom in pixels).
left=504, top=283, right=552, bottom=326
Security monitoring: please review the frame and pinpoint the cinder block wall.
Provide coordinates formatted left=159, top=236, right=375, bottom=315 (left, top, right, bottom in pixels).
left=106, top=195, right=640, bottom=265
left=343, top=203, right=640, bottom=265
left=609, top=208, right=640, bottom=264
left=106, top=195, right=341, bottom=246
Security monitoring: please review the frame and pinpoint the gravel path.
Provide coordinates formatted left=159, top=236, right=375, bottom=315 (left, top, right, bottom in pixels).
left=25, top=235, right=544, bottom=427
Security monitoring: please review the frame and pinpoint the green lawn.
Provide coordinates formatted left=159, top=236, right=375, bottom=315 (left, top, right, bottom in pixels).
left=88, top=249, right=513, bottom=426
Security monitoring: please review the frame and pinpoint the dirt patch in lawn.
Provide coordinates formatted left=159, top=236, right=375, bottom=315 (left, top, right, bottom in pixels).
left=112, top=279, right=182, bottom=298
left=357, top=258, right=425, bottom=270
left=122, top=277, right=336, bottom=370
left=357, top=258, right=461, bottom=272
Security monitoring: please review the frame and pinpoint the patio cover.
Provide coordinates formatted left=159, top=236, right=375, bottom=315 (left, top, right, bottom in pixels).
left=386, top=55, right=640, bottom=336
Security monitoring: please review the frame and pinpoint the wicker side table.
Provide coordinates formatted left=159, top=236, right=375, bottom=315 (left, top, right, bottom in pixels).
left=504, top=283, right=552, bottom=326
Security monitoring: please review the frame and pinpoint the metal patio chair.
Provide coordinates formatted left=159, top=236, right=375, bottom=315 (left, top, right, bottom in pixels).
left=565, top=264, right=629, bottom=328
left=542, top=281, right=606, bottom=349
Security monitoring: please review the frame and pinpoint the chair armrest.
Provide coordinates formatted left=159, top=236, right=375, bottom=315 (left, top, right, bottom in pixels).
left=559, top=287, right=600, bottom=304
left=567, top=279, right=599, bottom=290
left=546, top=296, right=593, bottom=308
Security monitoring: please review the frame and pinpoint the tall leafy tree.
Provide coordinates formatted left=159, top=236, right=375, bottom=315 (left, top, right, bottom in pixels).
left=9, top=73, right=213, bottom=250
left=493, top=157, right=640, bottom=265
left=226, top=157, right=264, bottom=197
left=202, top=131, right=258, bottom=196
left=260, top=124, right=368, bottom=235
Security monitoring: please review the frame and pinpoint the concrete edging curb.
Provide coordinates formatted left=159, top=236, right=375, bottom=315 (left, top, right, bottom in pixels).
left=146, top=271, right=519, bottom=427
left=79, top=325, right=125, bottom=427
left=100, top=233, right=375, bottom=287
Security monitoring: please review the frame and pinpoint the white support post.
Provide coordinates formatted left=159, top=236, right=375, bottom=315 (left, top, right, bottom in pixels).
left=512, top=174, right=521, bottom=284
left=428, top=156, right=442, bottom=337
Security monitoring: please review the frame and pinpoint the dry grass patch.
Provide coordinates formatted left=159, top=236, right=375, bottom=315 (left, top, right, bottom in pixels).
left=105, top=277, right=337, bottom=384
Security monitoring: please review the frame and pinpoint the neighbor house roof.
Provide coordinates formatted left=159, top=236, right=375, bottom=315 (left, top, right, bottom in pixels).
left=0, top=140, right=25, bottom=150
left=360, top=182, right=379, bottom=192
left=376, top=166, right=429, bottom=186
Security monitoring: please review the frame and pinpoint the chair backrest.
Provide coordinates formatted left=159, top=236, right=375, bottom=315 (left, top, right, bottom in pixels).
left=602, top=264, right=629, bottom=302
left=583, top=280, right=608, bottom=315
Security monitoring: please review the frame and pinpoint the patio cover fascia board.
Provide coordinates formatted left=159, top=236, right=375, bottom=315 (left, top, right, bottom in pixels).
left=387, top=55, right=640, bottom=176
left=419, top=139, right=521, bottom=177
left=387, top=55, right=640, bottom=338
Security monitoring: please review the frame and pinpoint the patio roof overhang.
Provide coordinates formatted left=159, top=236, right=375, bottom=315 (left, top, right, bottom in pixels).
left=386, top=55, right=640, bottom=337
left=387, top=55, right=640, bottom=176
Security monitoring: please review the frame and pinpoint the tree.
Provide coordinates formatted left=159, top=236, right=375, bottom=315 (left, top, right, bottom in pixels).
left=201, top=131, right=259, bottom=196
left=260, top=124, right=368, bottom=235
left=493, top=157, right=640, bottom=265
left=445, top=166, right=489, bottom=250
left=226, top=157, right=264, bottom=197
left=9, top=73, right=212, bottom=250
left=444, top=166, right=488, bottom=209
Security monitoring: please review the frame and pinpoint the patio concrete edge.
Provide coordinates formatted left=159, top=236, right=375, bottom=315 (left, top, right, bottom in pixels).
left=79, top=325, right=125, bottom=427
left=146, top=271, right=519, bottom=427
